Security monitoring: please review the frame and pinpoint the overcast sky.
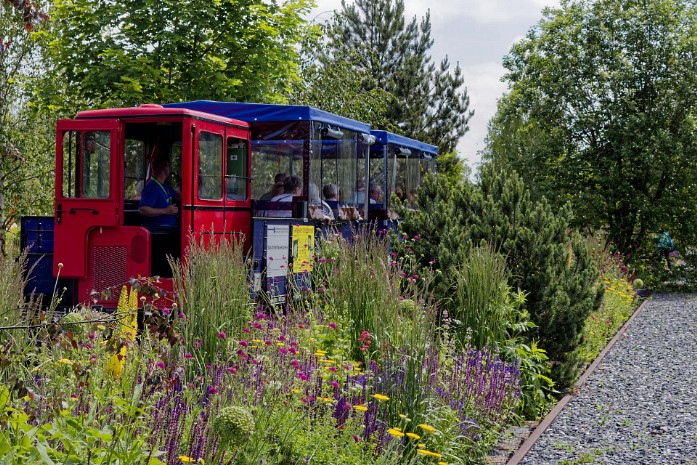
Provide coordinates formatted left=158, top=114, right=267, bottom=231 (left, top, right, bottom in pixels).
left=310, top=0, right=559, bottom=172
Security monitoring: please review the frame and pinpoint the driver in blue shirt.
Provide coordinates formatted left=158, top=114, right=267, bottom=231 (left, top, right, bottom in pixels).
left=138, top=157, right=180, bottom=228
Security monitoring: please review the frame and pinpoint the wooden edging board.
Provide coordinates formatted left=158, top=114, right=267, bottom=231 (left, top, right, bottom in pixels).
left=505, top=297, right=651, bottom=465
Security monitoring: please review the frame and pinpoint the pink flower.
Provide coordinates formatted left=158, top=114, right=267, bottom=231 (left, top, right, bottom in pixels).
left=279, top=348, right=288, bottom=355
left=208, top=387, right=219, bottom=394
left=155, top=361, right=165, bottom=369
left=184, top=353, right=193, bottom=359
left=239, top=340, right=249, bottom=347
left=330, top=381, right=339, bottom=389
left=242, top=328, right=251, bottom=333
left=84, top=342, right=93, bottom=349
left=193, top=341, right=201, bottom=348
left=255, top=312, right=266, bottom=320
left=70, top=393, right=78, bottom=399
left=227, top=367, right=237, bottom=374
left=289, top=347, right=297, bottom=355
left=329, top=366, right=337, bottom=373
left=298, top=373, right=308, bottom=381
left=88, top=333, right=95, bottom=340
left=328, top=322, right=337, bottom=330
left=217, top=332, right=226, bottom=340
left=253, top=323, right=263, bottom=330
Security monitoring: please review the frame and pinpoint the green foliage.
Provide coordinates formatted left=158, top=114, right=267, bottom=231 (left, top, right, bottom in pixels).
left=42, top=0, right=314, bottom=107
left=504, top=340, right=554, bottom=419
left=394, top=166, right=602, bottom=393
left=485, top=0, right=697, bottom=255
left=0, top=2, right=54, bottom=252
left=288, top=26, right=393, bottom=128
left=171, top=235, right=253, bottom=368
left=324, top=0, right=472, bottom=153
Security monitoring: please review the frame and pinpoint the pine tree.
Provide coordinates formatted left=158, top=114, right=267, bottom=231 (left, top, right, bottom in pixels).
left=326, top=0, right=473, bottom=153
left=394, top=166, right=602, bottom=392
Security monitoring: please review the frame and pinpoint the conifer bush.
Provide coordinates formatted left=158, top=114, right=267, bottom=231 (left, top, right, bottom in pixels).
left=394, top=167, right=602, bottom=393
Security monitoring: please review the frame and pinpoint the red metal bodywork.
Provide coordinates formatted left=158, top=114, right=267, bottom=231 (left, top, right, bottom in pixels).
left=54, top=105, right=252, bottom=307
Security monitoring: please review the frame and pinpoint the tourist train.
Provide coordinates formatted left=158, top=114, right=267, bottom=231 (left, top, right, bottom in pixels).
left=21, top=101, right=437, bottom=309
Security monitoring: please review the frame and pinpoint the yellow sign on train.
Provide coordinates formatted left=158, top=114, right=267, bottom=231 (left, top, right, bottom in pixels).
left=292, top=225, right=314, bottom=274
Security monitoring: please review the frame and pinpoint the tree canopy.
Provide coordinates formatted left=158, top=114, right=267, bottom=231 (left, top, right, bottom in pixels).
left=484, top=0, right=697, bottom=253
left=42, top=0, right=314, bottom=107
left=324, top=0, right=473, bottom=154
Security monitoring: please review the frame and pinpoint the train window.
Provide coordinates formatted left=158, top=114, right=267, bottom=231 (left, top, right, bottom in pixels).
left=226, top=137, right=248, bottom=200
left=124, top=139, right=145, bottom=200
left=61, top=130, right=111, bottom=198
left=198, top=131, right=223, bottom=200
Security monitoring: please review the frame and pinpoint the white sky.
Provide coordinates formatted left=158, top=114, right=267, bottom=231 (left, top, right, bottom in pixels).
left=309, top=0, right=559, bottom=173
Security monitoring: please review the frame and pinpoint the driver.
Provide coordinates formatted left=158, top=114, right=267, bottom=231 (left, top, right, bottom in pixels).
left=138, top=157, right=180, bottom=228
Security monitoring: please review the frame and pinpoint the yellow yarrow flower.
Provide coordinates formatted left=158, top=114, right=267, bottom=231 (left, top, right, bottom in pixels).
left=353, top=405, right=368, bottom=411
left=406, top=432, right=420, bottom=440
left=416, top=449, right=442, bottom=458
left=418, top=423, right=437, bottom=433
left=387, top=428, right=405, bottom=438
left=438, top=462, right=448, bottom=465
left=179, top=456, right=204, bottom=463
left=373, top=393, right=390, bottom=401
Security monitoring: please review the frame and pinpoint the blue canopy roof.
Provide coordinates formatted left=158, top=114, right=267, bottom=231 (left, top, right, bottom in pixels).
left=370, top=130, right=438, bottom=156
left=164, top=101, right=371, bottom=133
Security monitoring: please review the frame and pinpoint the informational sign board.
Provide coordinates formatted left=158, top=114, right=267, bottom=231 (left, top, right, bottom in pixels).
left=292, top=225, right=314, bottom=274
left=265, top=224, right=290, bottom=279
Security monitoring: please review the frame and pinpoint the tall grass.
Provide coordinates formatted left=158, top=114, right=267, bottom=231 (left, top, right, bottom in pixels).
left=171, top=234, right=253, bottom=368
left=448, top=243, right=512, bottom=349
left=317, top=231, right=407, bottom=359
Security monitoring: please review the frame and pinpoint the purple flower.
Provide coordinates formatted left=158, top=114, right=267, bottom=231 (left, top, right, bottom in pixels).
left=239, top=340, right=249, bottom=347
left=88, top=333, right=95, bottom=340
left=184, top=353, right=193, bottom=359
left=217, top=332, right=226, bottom=340
left=208, top=386, right=219, bottom=395
left=328, top=322, right=337, bottom=330
left=155, top=361, right=165, bottom=369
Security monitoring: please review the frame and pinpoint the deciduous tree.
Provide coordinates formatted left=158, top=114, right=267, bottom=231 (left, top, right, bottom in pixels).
left=485, top=0, right=697, bottom=254
left=43, top=0, right=314, bottom=107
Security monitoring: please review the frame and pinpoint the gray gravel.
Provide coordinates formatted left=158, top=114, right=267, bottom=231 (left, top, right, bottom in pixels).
left=521, top=294, right=697, bottom=465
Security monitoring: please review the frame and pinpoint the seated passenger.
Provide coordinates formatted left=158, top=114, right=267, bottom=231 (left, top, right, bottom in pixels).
left=259, top=172, right=288, bottom=200
left=138, top=157, right=180, bottom=228
left=353, top=178, right=367, bottom=204
left=369, top=183, right=383, bottom=204
left=309, top=183, right=333, bottom=220
left=267, top=175, right=302, bottom=218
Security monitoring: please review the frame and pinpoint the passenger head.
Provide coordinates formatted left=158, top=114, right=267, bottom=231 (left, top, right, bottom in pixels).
left=283, top=175, right=303, bottom=195
left=152, top=157, right=171, bottom=178
left=369, top=183, right=383, bottom=202
left=308, top=183, right=321, bottom=205
left=355, top=178, right=366, bottom=192
left=272, top=181, right=285, bottom=197
left=323, top=183, right=338, bottom=200
left=274, top=172, right=288, bottom=183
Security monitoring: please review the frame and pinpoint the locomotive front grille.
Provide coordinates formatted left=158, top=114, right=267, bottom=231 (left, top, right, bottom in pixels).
left=90, top=245, right=128, bottom=299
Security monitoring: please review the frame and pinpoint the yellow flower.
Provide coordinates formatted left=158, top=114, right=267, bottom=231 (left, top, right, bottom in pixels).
left=399, top=414, right=411, bottom=421
left=387, top=428, right=405, bottom=438
left=418, top=443, right=426, bottom=448
left=373, top=393, right=390, bottom=401
left=276, top=342, right=285, bottom=347
left=353, top=405, right=368, bottom=411
left=406, top=432, right=420, bottom=440
left=438, top=462, right=448, bottom=465
left=57, top=358, right=73, bottom=365
left=314, top=350, right=327, bottom=356
left=418, top=423, right=437, bottom=433
left=416, top=449, right=442, bottom=458
left=291, top=389, right=301, bottom=394
left=179, top=455, right=204, bottom=463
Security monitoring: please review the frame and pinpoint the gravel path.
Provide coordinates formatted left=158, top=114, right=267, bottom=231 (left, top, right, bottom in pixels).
left=520, top=294, right=697, bottom=465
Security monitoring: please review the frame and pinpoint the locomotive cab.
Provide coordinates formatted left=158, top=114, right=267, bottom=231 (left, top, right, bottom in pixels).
left=35, top=105, right=252, bottom=308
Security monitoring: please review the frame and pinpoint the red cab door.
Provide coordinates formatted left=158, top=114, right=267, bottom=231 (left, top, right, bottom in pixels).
left=54, top=119, right=121, bottom=278
left=191, top=121, right=226, bottom=247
